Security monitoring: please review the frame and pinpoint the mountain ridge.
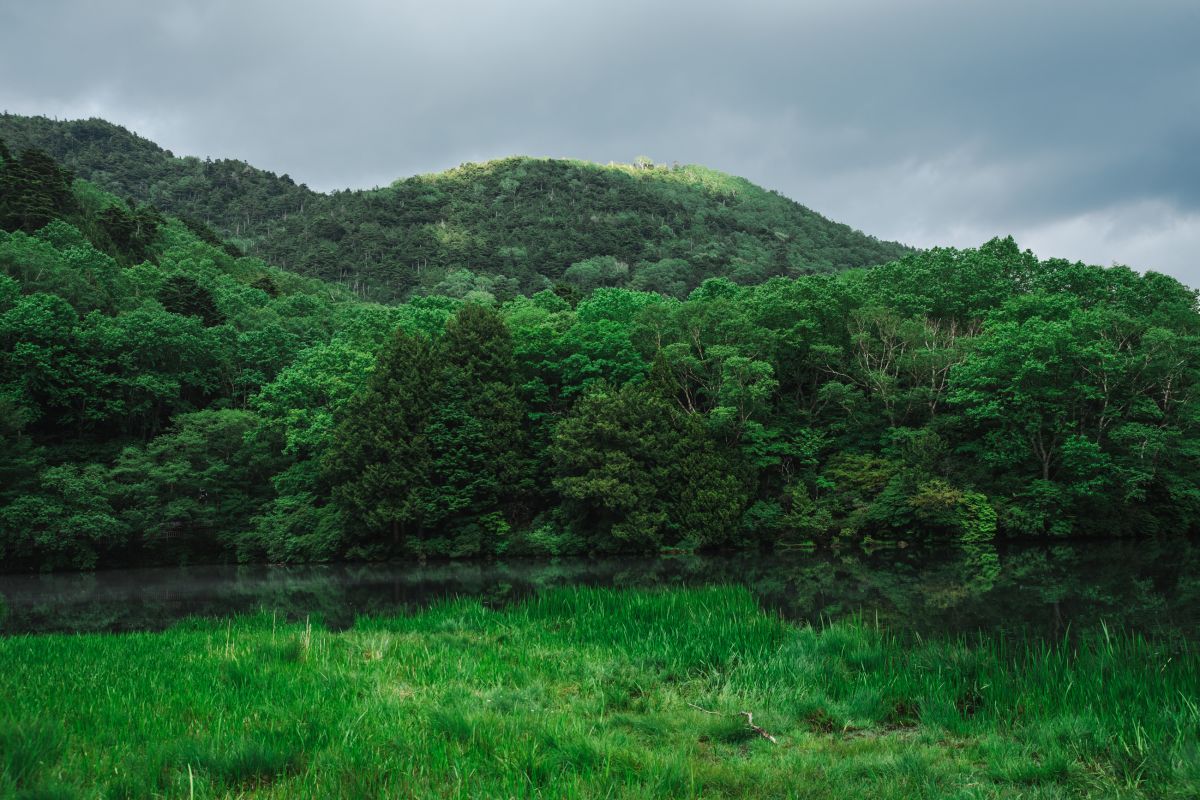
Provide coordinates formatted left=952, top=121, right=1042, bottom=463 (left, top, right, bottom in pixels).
left=0, top=113, right=912, bottom=302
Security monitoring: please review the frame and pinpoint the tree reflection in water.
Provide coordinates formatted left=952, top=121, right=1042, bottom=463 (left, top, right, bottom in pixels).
left=2, top=539, right=1196, bottom=639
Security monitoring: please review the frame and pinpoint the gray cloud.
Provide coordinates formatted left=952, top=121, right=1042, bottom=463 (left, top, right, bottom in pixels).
left=1, top=0, right=1197, bottom=281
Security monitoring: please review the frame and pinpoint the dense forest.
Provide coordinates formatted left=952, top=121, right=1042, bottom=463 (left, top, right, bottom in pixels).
left=2, top=137, right=1199, bottom=571
left=0, top=114, right=910, bottom=302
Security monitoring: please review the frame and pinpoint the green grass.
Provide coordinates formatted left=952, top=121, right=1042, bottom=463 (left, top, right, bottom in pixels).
left=1, top=586, right=1197, bottom=798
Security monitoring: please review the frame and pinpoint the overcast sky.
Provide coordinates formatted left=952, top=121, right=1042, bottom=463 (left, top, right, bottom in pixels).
left=2, top=0, right=1197, bottom=283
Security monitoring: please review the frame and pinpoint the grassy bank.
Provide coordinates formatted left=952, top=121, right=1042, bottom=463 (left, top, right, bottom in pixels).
left=1, top=587, right=1197, bottom=799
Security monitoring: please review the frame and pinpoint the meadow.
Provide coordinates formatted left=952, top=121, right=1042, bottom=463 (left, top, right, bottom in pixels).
left=1, top=586, right=1197, bottom=798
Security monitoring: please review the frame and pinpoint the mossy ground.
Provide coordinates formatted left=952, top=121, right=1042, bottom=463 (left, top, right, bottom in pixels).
left=1, top=586, right=1196, bottom=798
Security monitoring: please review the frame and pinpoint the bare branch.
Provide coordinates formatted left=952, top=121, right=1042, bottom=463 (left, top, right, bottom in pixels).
left=687, top=703, right=778, bottom=744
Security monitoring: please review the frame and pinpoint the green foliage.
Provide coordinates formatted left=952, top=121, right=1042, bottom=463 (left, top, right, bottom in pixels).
left=323, top=328, right=438, bottom=555
left=0, top=463, right=125, bottom=569
left=550, top=383, right=745, bottom=551
left=110, top=410, right=284, bottom=556
left=0, top=143, right=79, bottom=234
left=3, top=143, right=1200, bottom=570
left=958, top=491, right=997, bottom=543
left=0, top=115, right=911, bottom=301
left=563, top=255, right=629, bottom=292
left=324, top=304, right=532, bottom=557
left=156, top=273, right=224, bottom=326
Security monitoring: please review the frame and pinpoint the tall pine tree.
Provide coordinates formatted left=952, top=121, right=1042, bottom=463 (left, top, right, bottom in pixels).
left=323, top=329, right=437, bottom=555
left=421, top=303, right=531, bottom=555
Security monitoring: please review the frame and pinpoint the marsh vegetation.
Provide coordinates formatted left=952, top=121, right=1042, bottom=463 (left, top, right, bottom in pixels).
left=2, top=586, right=1197, bottom=798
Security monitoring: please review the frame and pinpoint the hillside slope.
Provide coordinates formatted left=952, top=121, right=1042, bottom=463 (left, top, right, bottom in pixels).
left=5, top=142, right=1200, bottom=571
left=0, top=114, right=911, bottom=301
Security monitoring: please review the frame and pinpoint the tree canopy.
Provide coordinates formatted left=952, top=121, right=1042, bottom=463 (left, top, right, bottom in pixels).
left=2, top=138, right=1199, bottom=571
left=0, top=114, right=911, bottom=302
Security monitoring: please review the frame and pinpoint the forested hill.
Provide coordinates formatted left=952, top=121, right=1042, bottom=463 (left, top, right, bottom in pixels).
left=4, top=140, right=1200, bottom=572
left=0, top=114, right=911, bottom=302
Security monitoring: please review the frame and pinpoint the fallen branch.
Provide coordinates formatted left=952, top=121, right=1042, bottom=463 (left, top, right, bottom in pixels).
left=738, top=711, right=778, bottom=744
left=687, top=703, right=778, bottom=744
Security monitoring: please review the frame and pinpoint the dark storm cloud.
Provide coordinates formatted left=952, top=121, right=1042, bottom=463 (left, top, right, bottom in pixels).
left=2, top=0, right=1198, bottom=279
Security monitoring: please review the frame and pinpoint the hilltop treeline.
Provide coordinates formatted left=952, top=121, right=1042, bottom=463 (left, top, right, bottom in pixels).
left=0, top=114, right=909, bottom=302
left=2, top=142, right=1199, bottom=570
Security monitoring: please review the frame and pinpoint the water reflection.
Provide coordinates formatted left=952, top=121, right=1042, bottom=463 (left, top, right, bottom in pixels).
left=1, top=539, right=1197, bottom=638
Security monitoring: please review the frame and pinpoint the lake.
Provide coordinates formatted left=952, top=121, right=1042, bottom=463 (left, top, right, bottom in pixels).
left=2, top=538, right=1197, bottom=638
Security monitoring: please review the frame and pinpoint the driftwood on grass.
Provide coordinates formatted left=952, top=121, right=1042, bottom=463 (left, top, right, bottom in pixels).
left=687, top=702, right=778, bottom=744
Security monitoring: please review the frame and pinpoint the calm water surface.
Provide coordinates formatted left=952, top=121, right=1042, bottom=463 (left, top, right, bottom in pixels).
left=2, top=539, right=1197, bottom=638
